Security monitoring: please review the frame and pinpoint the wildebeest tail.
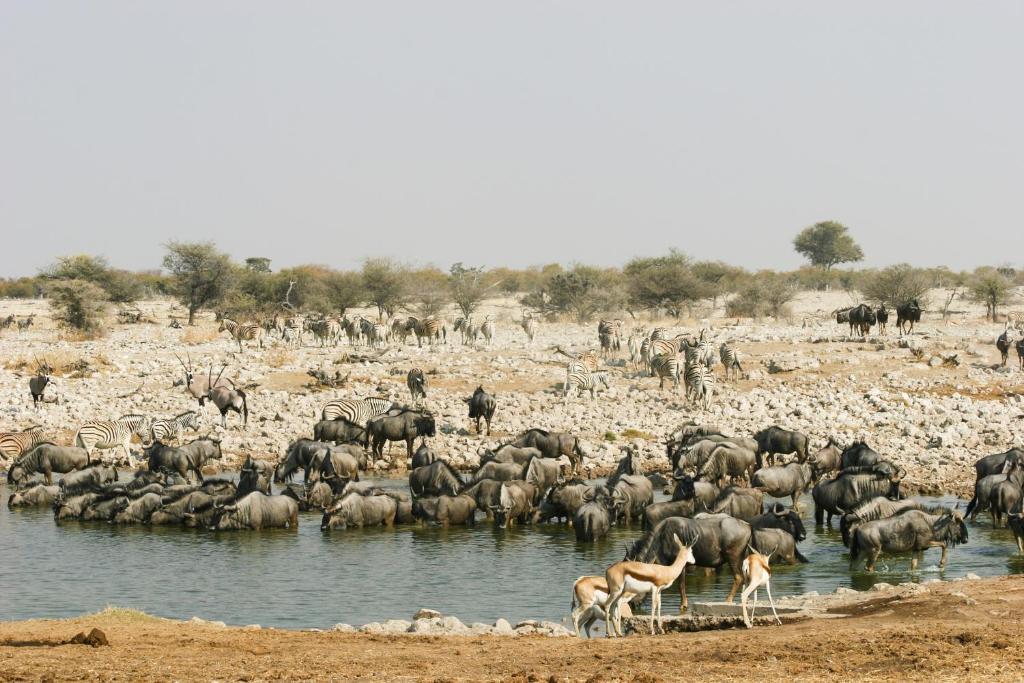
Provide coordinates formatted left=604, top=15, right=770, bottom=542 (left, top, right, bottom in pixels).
left=964, top=494, right=978, bottom=518
left=795, top=548, right=809, bottom=563
left=848, top=529, right=862, bottom=564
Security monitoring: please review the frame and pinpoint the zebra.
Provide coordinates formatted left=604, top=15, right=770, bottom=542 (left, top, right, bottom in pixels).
left=627, top=335, right=641, bottom=370
left=1, top=314, right=15, bottom=329
left=392, top=318, right=413, bottom=344
left=306, top=317, right=341, bottom=347
left=0, top=426, right=47, bottom=460
left=481, top=316, right=497, bottom=345
left=650, top=327, right=669, bottom=341
left=407, top=368, right=427, bottom=401
left=598, top=319, right=622, bottom=352
left=454, top=317, right=481, bottom=345
left=17, top=315, right=35, bottom=332
left=341, top=315, right=362, bottom=345
left=696, top=330, right=716, bottom=370
left=74, top=414, right=152, bottom=464
left=650, top=353, right=681, bottom=392
left=639, top=338, right=652, bottom=374
left=219, top=318, right=263, bottom=352
left=320, top=397, right=394, bottom=425
left=564, top=369, right=610, bottom=403
left=412, top=317, right=445, bottom=347
left=684, top=364, right=715, bottom=410
left=520, top=315, right=538, bottom=344
left=151, top=411, right=204, bottom=444
left=719, top=343, right=743, bottom=380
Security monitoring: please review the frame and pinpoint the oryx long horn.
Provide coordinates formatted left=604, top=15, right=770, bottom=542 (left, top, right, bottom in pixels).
left=213, top=365, right=227, bottom=386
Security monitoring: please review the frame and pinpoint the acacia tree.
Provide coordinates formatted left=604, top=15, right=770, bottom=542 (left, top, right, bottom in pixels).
left=523, top=266, right=623, bottom=322
left=623, top=251, right=709, bottom=317
left=449, top=263, right=488, bottom=318
left=43, top=254, right=141, bottom=303
left=968, top=267, right=1015, bottom=321
left=162, top=241, right=234, bottom=325
left=361, top=258, right=408, bottom=318
left=860, top=264, right=931, bottom=308
left=48, top=280, right=110, bottom=334
left=793, top=221, right=864, bottom=272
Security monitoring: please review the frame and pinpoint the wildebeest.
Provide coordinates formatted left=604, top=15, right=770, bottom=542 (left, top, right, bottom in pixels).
left=606, top=449, right=642, bottom=490
left=146, top=438, right=222, bottom=483
left=113, top=492, right=163, bottom=524
left=643, top=499, right=700, bottom=529
left=367, top=409, right=436, bottom=460
left=465, top=386, right=497, bottom=436
left=275, top=439, right=335, bottom=483
left=752, top=462, right=814, bottom=511
left=750, top=503, right=807, bottom=543
left=708, top=487, right=764, bottom=522
left=807, top=438, right=842, bottom=479
left=411, top=443, right=438, bottom=469
left=752, top=528, right=805, bottom=565
left=54, top=492, right=102, bottom=521
left=670, top=472, right=719, bottom=511
left=321, top=492, right=398, bottom=530
left=58, top=465, right=119, bottom=495
left=537, top=480, right=595, bottom=523
left=311, top=448, right=361, bottom=488
left=967, top=460, right=1024, bottom=525
left=409, top=460, right=463, bottom=497
left=411, top=494, right=477, bottom=527
left=471, top=460, right=526, bottom=484
left=972, top=447, right=1024, bottom=483
left=237, top=456, right=273, bottom=497
left=81, top=495, right=130, bottom=522
left=609, top=474, right=654, bottom=524
left=574, top=489, right=615, bottom=541
left=812, top=465, right=906, bottom=525
left=150, top=490, right=227, bottom=525
left=847, top=303, right=876, bottom=336
left=990, top=463, right=1024, bottom=529
left=626, top=514, right=752, bottom=610
left=896, top=300, right=922, bottom=335
left=840, top=441, right=883, bottom=469
left=1010, top=505, right=1024, bottom=553
left=992, top=327, right=1010, bottom=366
left=478, top=444, right=542, bottom=466
left=839, top=497, right=948, bottom=547
left=209, top=492, right=299, bottom=530
left=753, top=427, right=809, bottom=467
left=462, top=479, right=505, bottom=519
left=313, top=419, right=368, bottom=446
left=492, top=481, right=536, bottom=528
left=697, top=443, right=757, bottom=488
left=511, top=429, right=587, bottom=474
left=7, top=484, right=59, bottom=508
left=876, top=304, right=889, bottom=334
left=850, top=509, right=967, bottom=571
left=7, top=443, right=89, bottom=486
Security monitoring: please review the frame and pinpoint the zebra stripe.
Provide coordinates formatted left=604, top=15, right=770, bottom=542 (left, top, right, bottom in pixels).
left=74, top=414, right=152, bottom=463
left=151, top=411, right=203, bottom=443
left=219, top=318, right=263, bottom=351
left=0, top=427, right=46, bottom=459
left=320, top=397, right=393, bottom=425
left=719, top=343, right=743, bottom=380
left=454, top=317, right=481, bottom=344
left=650, top=353, right=681, bottom=392
left=481, top=317, right=496, bottom=345
left=564, top=369, right=610, bottom=402
left=407, top=368, right=427, bottom=400
left=684, top=365, right=715, bottom=410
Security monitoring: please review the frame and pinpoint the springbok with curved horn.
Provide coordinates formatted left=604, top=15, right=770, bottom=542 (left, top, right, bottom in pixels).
left=603, top=533, right=697, bottom=637
left=741, top=546, right=781, bottom=628
left=205, top=365, right=249, bottom=428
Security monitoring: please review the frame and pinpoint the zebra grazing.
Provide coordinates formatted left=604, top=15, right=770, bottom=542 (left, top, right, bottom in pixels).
left=320, top=397, right=393, bottom=425
left=650, top=353, right=681, bottom=392
left=0, top=426, right=47, bottom=460
left=219, top=318, right=263, bottom=352
left=481, top=316, right=497, bottom=345
left=151, top=411, right=204, bottom=444
left=685, top=365, right=715, bottom=411
left=564, top=369, right=610, bottom=403
left=719, top=343, right=743, bottom=380
left=520, top=316, right=538, bottom=345
left=454, top=317, right=481, bottom=345
left=407, top=368, right=428, bottom=401
left=74, top=414, right=152, bottom=464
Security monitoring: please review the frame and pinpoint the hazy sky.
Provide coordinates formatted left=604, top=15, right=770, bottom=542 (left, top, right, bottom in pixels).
left=2, top=2, right=1021, bottom=277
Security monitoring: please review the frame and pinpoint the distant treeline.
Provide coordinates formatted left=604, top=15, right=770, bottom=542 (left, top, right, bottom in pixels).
left=1, top=244, right=1020, bottom=326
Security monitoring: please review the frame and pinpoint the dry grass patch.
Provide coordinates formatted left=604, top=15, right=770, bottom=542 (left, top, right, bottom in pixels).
left=182, top=326, right=220, bottom=345
left=4, top=351, right=110, bottom=377
left=265, top=348, right=294, bottom=369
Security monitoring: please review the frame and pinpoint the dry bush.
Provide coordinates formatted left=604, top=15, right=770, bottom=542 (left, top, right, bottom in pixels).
left=182, top=326, right=219, bottom=345
left=4, top=351, right=109, bottom=377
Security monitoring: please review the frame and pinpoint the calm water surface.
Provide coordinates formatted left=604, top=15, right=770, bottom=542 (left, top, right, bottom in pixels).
left=2, top=477, right=1022, bottom=628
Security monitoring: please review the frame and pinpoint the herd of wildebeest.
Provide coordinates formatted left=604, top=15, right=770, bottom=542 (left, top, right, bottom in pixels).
left=4, top=312, right=1024, bottom=636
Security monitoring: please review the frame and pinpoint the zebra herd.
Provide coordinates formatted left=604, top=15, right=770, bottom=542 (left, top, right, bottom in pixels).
left=557, top=322, right=744, bottom=411
left=0, top=314, right=35, bottom=332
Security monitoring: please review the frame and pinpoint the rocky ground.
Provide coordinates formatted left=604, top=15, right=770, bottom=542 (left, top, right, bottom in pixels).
left=2, top=289, right=1023, bottom=496
left=2, top=574, right=1023, bottom=681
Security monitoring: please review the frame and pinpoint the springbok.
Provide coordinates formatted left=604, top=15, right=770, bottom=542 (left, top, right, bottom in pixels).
left=570, top=575, right=635, bottom=638
left=741, top=547, right=782, bottom=628
left=604, top=533, right=696, bottom=637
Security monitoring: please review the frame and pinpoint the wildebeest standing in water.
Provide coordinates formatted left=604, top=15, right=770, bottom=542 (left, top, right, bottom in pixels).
left=511, top=429, right=587, bottom=475
left=752, top=427, right=808, bottom=467
left=6, top=443, right=89, bottom=486
left=465, top=386, right=496, bottom=436
left=209, top=492, right=299, bottom=530
left=146, top=438, right=223, bottom=483
left=849, top=509, right=967, bottom=571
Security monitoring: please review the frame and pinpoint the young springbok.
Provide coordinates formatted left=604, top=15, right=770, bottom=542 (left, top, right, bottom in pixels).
left=741, top=547, right=782, bottom=628
left=603, top=533, right=697, bottom=637
left=570, top=576, right=635, bottom=638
